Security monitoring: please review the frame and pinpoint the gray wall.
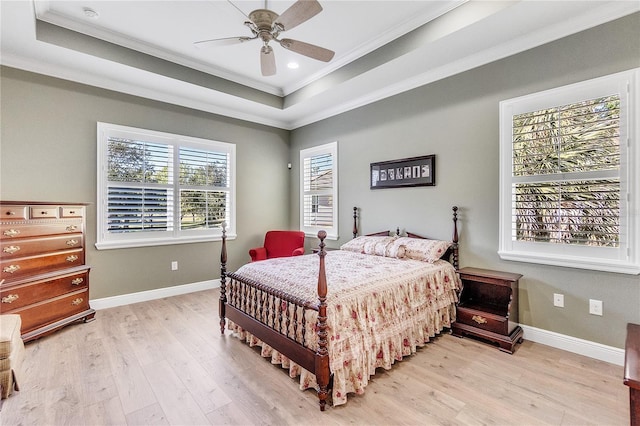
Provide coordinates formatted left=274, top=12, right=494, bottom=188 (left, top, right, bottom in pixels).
left=1, top=13, right=638, bottom=349
left=289, top=13, right=640, bottom=348
left=0, top=67, right=290, bottom=299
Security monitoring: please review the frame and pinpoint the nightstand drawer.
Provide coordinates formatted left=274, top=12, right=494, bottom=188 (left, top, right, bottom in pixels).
left=457, top=306, right=508, bottom=335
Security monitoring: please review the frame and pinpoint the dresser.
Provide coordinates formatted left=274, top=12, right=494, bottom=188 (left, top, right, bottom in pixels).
left=0, top=201, right=95, bottom=342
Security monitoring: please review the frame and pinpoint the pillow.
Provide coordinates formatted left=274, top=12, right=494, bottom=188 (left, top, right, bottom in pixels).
left=392, top=237, right=451, bottom=263
left=340, top=235, right=404, bottom=258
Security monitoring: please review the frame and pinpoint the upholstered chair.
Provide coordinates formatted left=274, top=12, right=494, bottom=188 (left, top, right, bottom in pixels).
left=249, top=230, right=306, bottom=262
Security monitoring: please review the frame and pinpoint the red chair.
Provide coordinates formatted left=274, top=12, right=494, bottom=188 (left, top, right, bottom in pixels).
left=249, top=230, right=306, bottom=262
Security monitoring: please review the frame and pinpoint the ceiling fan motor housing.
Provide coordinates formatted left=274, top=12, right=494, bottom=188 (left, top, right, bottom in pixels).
left=249, top=9, right=280, bottom=42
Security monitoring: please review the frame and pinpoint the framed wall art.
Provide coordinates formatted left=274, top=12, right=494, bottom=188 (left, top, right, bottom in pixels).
left=370, top=154, right=435, bottom=189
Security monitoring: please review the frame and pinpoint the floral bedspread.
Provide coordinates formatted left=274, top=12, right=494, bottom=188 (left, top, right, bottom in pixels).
left=227, top=250, right=460, bottom=406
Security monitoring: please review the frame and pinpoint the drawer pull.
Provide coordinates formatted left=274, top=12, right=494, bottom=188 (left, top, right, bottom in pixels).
left=71, top=277, right=84, bottom=286
left=1, top=294, right=19, bottom=304
left=66, top=239, right=79, bottom=246
left=66, top=225, right=78, bottom=232
left=472, top=315, right=488, bottom=324
left=41, top=211, right=49, bottom=215
left=3, top=229, right=20, bottom=237
left=3, top=245, right=21, bottom=254
left=71, top=298, right=84, bottom=306
left=66, top=255, right=79, bottom=263
left=5, top=211, right=16, bottom=216
left=3, top=264, right=20, bottom=274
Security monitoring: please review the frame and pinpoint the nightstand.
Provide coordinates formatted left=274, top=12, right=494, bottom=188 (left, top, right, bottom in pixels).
left=452, top=267, right=523, bottom=354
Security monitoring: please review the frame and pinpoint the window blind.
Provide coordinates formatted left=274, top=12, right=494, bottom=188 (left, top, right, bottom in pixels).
left=511, top=95, right=621, bottom=247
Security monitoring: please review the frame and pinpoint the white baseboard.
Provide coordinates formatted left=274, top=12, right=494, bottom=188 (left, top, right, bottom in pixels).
left=520, top=324, right=624, bottom=366
left=90, top=282, right=624, bottom=366
left=90, top=279, right=220, bottom=310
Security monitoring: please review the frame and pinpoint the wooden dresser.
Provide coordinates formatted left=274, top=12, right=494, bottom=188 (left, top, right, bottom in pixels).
left=0, top=201, right=95, bottom=342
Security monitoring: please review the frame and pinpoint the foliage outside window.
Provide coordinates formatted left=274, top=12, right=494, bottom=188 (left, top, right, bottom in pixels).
left=300, top=142, right=338, bottom=240
left=498, top=69, right=639, bottom=274
left=96, top=123, right=235, bottom=249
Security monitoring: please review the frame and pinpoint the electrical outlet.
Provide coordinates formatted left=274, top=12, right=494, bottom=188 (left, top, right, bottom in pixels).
left=589, top=299, right=603, bottom=316
left=171, top=261, right=178, bottom=271
left=553, top=293, right=564, bottom=308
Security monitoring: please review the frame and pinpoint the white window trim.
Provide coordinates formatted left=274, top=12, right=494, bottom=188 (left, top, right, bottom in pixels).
left=498, top=69, right=639, bottom=274
left=300, top=141, right=339, bottom=240
left=96, top=122, right=236, bottom=250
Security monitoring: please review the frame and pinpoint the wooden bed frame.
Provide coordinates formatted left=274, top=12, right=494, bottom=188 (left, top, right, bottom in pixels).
left=218, top=206, right=459, bottom=411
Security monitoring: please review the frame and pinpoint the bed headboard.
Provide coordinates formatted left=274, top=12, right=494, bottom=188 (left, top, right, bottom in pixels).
left=353, top=206, right=459, bottom=270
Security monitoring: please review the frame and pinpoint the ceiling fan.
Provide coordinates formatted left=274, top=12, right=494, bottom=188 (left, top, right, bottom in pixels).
left=194, top=0, right=335, bottom=76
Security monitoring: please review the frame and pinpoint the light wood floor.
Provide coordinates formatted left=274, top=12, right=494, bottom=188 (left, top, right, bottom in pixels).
left=1, top=288, right=629, bottom=425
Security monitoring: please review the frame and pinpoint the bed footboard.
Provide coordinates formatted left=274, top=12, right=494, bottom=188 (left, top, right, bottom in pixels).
left=219, top=227, right=331, bottom=411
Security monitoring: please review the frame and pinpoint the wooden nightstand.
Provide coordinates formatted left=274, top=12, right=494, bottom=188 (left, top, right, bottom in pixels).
left=452, top=267, right=523, bottom=354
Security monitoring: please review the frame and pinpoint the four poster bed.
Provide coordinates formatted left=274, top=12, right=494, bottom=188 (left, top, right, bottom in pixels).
left=218, top=206, right=460, bottom=411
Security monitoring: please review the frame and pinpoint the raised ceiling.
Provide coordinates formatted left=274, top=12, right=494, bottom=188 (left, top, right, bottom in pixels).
left=1, top=1, right=638, bottom=129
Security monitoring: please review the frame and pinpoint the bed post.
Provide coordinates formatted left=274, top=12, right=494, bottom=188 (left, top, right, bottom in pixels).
left=352, top=206, right=358, bottom=238
left=219, top=222, right=227, bottom=334
left=315, top=230, right=330, bottom=411
left=451, top=206, right=459, bottom=270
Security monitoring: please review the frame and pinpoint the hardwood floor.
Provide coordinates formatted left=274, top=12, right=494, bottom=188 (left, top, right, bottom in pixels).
left=1, top=288, right=628, bottom=425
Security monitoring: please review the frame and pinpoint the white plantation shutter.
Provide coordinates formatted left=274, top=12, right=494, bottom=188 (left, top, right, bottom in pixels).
left=499, top=69, right=639, bottom=274
left=300, top=142, right=338, bottom=239
left=178, top=146, right=231, bottom=230
left=511, top=95, right=621, bottom=247
left=106, top=138, right=174, bottom=233
left=97, top=123, right=235, bottom=249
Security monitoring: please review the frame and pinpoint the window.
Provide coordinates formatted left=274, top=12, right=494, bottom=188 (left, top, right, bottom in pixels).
left=499, top=69, right=639, bottom=274
left=300, top=141, right=338, bottom=239
left=96, top=123, right=235, bottom=249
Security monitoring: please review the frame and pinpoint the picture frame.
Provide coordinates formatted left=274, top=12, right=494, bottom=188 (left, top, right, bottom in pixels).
left=370, top=154, right=435, bottom=189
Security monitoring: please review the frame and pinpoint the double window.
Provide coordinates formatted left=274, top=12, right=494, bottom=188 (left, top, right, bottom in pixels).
left=499, top=69, right=639, bottom=274
left=96, top=123, right=235, bottom=249
left=300, top=142, right=338, bottom=239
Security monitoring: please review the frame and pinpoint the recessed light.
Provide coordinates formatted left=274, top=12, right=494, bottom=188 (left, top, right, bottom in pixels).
left=83, top=7, right=99, bottom=19
left=287, top=62, right=299, bottom=69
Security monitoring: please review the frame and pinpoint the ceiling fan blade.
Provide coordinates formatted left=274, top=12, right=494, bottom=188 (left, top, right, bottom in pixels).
left=194, top=36, right=254, bottom=48
left=226, top=0, right=250, bottom=20
left=279, top=38, right=334, bottom=62
left=261, top=45, right=276, bottom=76
left=275, top=0, right=322, bottom=31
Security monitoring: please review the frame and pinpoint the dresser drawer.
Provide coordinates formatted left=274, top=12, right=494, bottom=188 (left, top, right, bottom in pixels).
left=30, top=206, right=59, bottom=219
left=60, top=206, right=84, bottom=218
left=1, top=220, right=83, bottom=240
left=0, top=205, right=28, bottom=220
left=456, top=306, right=508, bottom=335
left=11, top=288, right=90, bottom=334
left=1, top=248, right=84, bottom=282
left=1, top=268, right=89, bottom=310
left=1, top=233, right=83, bottom=259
